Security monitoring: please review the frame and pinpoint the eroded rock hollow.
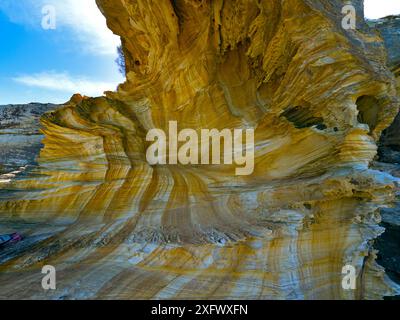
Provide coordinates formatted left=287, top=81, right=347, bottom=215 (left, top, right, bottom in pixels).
left=1, top=0, right=400, bottom=299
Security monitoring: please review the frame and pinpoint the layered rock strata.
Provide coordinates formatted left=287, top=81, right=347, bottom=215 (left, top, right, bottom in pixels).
left=0, top=0, right=400, bottom=299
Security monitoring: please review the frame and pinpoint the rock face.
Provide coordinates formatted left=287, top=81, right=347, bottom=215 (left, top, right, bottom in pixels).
left=375, top=15, right=400, bottom=162
left=372, top=161, right=400, bottom=295
left=1, top=0, right=400, bottom=299
left=0, top=103, right=58, bottom=176
left=372, top=16, right=400, bottom=68
left=371, top=15, right=400, bottom=298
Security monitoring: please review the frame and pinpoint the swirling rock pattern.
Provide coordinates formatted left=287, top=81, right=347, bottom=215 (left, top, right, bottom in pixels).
left=1, top=0, right=400, bottom=299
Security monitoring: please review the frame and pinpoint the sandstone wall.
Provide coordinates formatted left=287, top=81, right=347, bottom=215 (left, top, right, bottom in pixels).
left=0, top=0, right=399, bottom=299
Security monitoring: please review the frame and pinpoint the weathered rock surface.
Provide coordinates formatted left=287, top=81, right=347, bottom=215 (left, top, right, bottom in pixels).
left=372, top=16, right=400, bottom=68
left=370, top=14, right=400, bottom=298
left=375, top=15, right=400, bottom=161
left=372, top=161, right=400, bottom=298
left=0, top=103, right=58, bottom=176
left=0, top=0, right=400, bottom=300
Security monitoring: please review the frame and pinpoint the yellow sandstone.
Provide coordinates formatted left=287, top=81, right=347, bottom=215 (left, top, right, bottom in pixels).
left=0, top=0, right=399, bottom=299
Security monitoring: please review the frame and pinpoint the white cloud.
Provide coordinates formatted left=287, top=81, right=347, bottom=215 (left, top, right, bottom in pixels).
left=364, top=0, right=400, bottom=19
left=13, top=72, right=123, bottom=97
left=51, top=0, right=120, bottom=55
left=0, top=0, right=120, bottom=55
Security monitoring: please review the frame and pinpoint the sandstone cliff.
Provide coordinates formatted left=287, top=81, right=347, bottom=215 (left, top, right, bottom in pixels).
left=371, top=15, right=400, bottom=296
left=375, top=15, right=400, bottom=162
left=0, top=0, right=399, bottom=299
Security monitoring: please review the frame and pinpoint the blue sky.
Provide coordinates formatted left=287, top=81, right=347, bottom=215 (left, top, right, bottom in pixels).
left=0, top=0, right=399, bottom=105
left=0, top=0, right=123, bottom=105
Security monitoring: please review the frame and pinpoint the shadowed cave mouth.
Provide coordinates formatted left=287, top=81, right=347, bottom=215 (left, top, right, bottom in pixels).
left=356, top=95, right=380, bottom=132
left=375, top=221, right=400, bottom=300
left=281, top=106, right=327, bottom=130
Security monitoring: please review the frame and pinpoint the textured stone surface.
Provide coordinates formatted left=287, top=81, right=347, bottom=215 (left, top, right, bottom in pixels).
left=371, top=14, right=400, bottom=299
left=372, top=161, right=400, bottom=299
left=376, top=15, right=400, bottom=156
left=372, top=15, right=400, bottom=68
left=0, top=103, right=58, bottom=176
left=0, top=0, right=400, bottom=300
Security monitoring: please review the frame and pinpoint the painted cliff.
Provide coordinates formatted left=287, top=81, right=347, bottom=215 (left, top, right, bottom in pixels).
left=0, top=0, right=399, bottom=299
